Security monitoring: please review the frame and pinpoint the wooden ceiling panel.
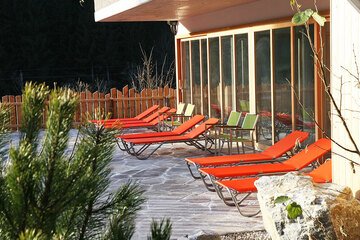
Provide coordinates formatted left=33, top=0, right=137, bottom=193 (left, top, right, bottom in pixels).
left=99, top=0, right=259, bottom=21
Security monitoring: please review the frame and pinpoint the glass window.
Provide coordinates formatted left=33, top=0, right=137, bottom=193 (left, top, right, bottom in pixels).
left=191, top=40, right=201, bottom=114
left=295, top=25, right=315, bottom=143
left=209, top=37, right=221, bottom=118
left=201, top=39, right=209, bottom=117
left=235, top=34, right=249, bottom=113
left=181, top=41, right=191, bottom=104
left=274, top=28, right=291, bottom=141
left=255, top=30, right=272, bottom=145
left=221, top=35, right=234, bottom=119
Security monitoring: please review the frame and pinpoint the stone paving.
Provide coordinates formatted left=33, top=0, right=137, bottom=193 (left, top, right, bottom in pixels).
left=109, top=131, right=265, bottom=239
left=9, top=130, right=265, bottom=239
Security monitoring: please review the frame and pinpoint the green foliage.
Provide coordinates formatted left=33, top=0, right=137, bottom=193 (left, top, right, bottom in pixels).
left=286, top=202, right=303, bottom=220
left=292, top=9, right=314, bottom=25
left=274, top=195, right=303, bottom=219
left=290, top=0, right=326, bottom=27
left=274, top=196, right=291, bottom=204
left=147, top=218, right=172, bottom=240
left=311, top=12, right=326, bottom=26
left=0, top=82, right=146, bottom=239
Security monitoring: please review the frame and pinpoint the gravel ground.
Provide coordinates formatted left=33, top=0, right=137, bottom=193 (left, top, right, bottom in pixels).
left=221, top=230, right=271, bottom=240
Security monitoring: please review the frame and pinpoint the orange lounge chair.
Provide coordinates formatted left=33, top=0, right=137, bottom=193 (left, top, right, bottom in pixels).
left=121, top=118, right=219, bottom=160
left=103, top=106, right=170, bottom=127
left=185, top=131, right=309, bottom=179
left=198, top=138, right=331, bottom=193
left=118, top=115, right=205, bottom=140
left=90, top=104, right=159, bottom=123
left=116, top=115, right=205, bottom=151
left=216, top=160, right=332, bottom=217
left=112, top=108, right=176, bottom=130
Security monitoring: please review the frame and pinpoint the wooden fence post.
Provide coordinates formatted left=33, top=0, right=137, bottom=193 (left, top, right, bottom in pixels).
left=122, top=85, right=129, bottom=118
left=110, top=88, right=117, bottom=118
left=129, top=87, right=135, bottom=117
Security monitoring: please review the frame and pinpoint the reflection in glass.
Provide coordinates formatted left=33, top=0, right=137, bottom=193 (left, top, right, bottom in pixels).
left=209, top=37, right=221, bottom=118
left=295, top=25, right=315, bottom=143
left=274, top=28, right=291, bottom=141
left=191, top=40, right=201, bottom=114
left=323, top=22, right=331, bottom=138
left=221, top=36, right=234, bottom=119
left=181, top=41, right=191, bottom=104
left=201, top=39, right=209, bottom=117
left=235, top=34, right=249, bottom=113
left=255, top=30, right=272, bottom=145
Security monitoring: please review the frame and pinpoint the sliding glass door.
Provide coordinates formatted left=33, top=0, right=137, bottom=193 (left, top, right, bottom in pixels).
left=295, top=25, right=315, bottom=142
left=255, top=30, right=272, bottom=145
left=235, top=34, right=249, bottom=113
left=273, top=28, right=292, bottom=141
left=179, top=21, right=323, bottom=146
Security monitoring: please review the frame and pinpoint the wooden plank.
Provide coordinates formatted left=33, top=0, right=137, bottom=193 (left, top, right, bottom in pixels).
left=2, top=96, right=9, bottom=102
left=169, top=88, right=175, bottom=108
left=73, top=93, right=81, bottom=125
left=140, top=89, right=147, bottom=113
left=15, top=96, right=22, bottom=130
left=86, top=90, right=93, bottom=118
left=99, top=92, right=105, bottom=114
left=110, top=88, right=117, bottom=118
left=117, top=90, right=124, bottom=118
left=164, top=85, right=170, bottom=106
left=8, top=96, right=16, bottom=130
left=80, top=92, right=87, bottom=122
left=123, top=85, right=129, bottom=118
left=158, top=87, right=164, bottom=107
left=105, top=93, right=111, bottom=118
left=135, top=92, right=141, bottom=117
left=129, top=88, right=135, bottom=117
left=93, top=91, right=100, bottom=116
left=146, top=88, right=152, bottom=108
left=152, top=89, right=158, bottom=107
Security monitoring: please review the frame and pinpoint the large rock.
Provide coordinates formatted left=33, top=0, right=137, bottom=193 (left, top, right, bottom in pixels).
left=330, top=197, right=360, bottom=240
left=255, top=172, right=360, bottom=240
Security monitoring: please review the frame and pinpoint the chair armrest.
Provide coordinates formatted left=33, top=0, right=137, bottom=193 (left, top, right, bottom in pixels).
left=229, top=126, right=256, bottom=131
left=214, top=124, right=240, bottom=129
left=171, top=114, right=192, bottom=118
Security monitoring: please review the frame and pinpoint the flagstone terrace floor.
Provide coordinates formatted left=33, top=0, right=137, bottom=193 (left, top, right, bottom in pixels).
left=10, top=130, right=265, bottom=239
left=108, top=132, right=265, bottom=239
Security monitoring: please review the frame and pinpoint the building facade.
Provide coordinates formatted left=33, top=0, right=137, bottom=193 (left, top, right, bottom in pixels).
left=94, top=0, right=360, bottom=196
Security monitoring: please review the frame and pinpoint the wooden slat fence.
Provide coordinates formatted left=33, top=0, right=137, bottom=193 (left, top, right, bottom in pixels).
left=1, top=85, right=176, bottom=130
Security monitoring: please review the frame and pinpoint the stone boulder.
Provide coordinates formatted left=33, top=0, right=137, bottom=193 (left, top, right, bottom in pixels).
left=255, top=172, right=360, bottom=240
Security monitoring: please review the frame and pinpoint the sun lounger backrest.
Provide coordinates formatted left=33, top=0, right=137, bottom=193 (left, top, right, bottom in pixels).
left=136, top=105, right=159, bottom=120
left=283, top=138, right=331, bottom=170
left=176, top=103, right=186, bottom=114
left=172, top=115, right=205, bottom=134
left=184, top=118, right=219, bottom=139
left=306, top=160, right=332, bottom=183
left=143, top=107, right=170, bottom=122
left=227, top=111, right=242, bottom=126
left=262, top=131, right=310, bottom=158
left=184, top=104, right=195, bottom=117
left=149, top=108, right=177, bottom=124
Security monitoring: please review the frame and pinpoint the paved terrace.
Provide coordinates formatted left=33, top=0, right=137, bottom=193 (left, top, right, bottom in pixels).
left=109, top=131, right=265, bottom=239
left=10, top=130, right=265, bottom=239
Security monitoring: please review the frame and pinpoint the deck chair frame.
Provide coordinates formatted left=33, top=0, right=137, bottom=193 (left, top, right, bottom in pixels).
left=185, top=131, right=309, bottom=180
left=216, top=160, right=332, bottom=217
left=119, top=118, right=219, bottom=160
left=199, top=138, right=331, bottom=202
